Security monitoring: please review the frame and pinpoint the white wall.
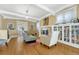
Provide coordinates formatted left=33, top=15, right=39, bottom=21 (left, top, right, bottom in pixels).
left=0, top=15, right=2, bottom=29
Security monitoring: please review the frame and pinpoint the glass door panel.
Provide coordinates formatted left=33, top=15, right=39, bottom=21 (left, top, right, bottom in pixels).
left=71, top=25, right=79, bottom=44
left=64, top=26, right=70, bottom=42
left=58, top=26, right=62, bottom=40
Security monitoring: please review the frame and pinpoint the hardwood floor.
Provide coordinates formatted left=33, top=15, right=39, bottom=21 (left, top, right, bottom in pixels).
left=0, top=38, right=79, bottom=55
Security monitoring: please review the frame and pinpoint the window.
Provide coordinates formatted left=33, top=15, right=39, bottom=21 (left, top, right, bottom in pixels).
left=56, top=8, right=75, bottom=24
left=56, top=14, right=64, bottom=24
left=64, top=9, right=75, bottom=23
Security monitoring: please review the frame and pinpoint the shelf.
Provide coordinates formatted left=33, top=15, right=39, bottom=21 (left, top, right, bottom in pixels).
left=54, top=23, right=79, bottom=48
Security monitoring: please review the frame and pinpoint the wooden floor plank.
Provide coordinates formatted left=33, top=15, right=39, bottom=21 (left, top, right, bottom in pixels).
left=0, top=38, right=79, bottom=55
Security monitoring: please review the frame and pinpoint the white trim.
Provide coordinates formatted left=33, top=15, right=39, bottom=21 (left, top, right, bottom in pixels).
left=0, top=9, right=38, bottom=22
left=35, top=4, right=55, bottom=15
left=55, top=4, right=74, bottom=14
left=39, top=4, right=75, bottom=20
left=58, top=40, right=79, bottom=48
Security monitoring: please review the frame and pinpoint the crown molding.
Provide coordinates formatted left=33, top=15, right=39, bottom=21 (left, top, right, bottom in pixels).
left=35, top=4, right=55, bottom=15
left=55, top=4, right=74, bottom=14
left=0, top=9, right=38, bottom=22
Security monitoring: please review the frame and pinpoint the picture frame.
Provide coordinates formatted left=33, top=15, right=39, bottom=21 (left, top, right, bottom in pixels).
left=8, top=23, right=14, bottom=30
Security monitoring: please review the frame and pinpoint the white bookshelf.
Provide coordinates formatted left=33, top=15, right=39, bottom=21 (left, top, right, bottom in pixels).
left=54, top=23, right=79, bottom=48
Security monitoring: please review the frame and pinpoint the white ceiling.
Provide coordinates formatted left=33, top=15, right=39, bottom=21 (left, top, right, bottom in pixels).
left=42, top=4, right=70, bottom=13
left=0, top=4, right=74, bottom=21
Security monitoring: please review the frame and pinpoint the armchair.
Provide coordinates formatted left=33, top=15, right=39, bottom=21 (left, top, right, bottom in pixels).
left=22, top=31, right=37, bottom=43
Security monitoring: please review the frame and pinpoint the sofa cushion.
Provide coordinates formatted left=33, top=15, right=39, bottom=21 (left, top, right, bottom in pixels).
left=0, top=39, right=6, bottom=45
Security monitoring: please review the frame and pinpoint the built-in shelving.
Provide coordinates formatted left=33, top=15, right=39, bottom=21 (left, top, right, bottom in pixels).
left=54, top=23, right=79, bottom=48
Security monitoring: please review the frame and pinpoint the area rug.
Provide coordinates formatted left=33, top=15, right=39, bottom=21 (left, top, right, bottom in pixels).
left=28, top=38, right=40, bottom=47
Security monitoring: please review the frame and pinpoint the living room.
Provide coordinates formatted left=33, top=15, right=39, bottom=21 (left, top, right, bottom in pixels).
left=0, top=4, right=79, bottom=55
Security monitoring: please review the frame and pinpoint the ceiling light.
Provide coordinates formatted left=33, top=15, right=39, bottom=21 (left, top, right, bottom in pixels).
left=26, top=10, right=29, bottom=13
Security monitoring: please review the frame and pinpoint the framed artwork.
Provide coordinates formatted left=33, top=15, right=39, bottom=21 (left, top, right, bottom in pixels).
left=43, top=17, right=49, bottom=25
left=8, top=23, right=14, bottom=30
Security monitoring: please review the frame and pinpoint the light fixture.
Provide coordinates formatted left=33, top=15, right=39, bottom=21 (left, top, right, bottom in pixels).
left=26, top=10, right=29, bottom=13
